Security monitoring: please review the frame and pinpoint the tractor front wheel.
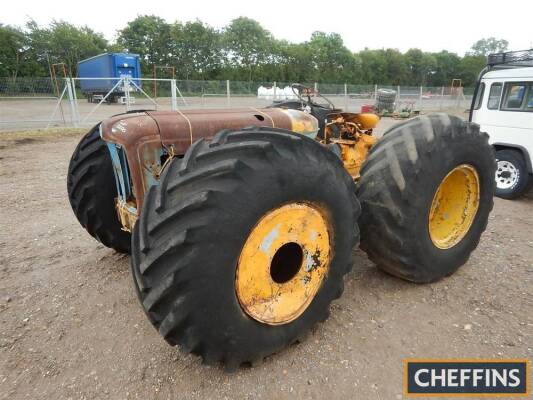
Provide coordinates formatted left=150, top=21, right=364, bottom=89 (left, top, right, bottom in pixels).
left=131, top=127, right=360, bottom=369
left=67, top=125, right=131, bottom=253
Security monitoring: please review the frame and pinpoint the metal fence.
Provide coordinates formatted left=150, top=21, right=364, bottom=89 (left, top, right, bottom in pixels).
left=0, top=77, right=473, bottom=131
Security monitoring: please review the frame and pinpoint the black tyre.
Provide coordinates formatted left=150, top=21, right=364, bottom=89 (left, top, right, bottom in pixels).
left=131, top=127, right=360, bottom=369
left=377, top=89, right=396, bottom=100
left=494, top=149, right=531, bottom=199
left=67, top=125, right=131, bottom=253
left=376, top=89, right=397, bottom=112
left=357, top=114, right=495, bottom=283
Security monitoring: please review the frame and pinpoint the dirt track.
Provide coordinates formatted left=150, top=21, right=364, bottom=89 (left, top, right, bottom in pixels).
left=0, top=124, right=532, bottom=399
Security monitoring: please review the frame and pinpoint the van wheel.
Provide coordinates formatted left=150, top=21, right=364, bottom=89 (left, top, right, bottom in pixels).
left=495, top=149, right=531, bottom=199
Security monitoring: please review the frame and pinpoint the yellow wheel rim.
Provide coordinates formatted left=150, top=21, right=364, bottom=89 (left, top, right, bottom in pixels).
left=429, top=164, right=480, bottom=249
left=235, top=203, right=331, bottom=325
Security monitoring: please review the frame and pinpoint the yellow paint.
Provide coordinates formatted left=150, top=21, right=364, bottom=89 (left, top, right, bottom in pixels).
left=334, top=133, right=377, bottom=179
left=354, top=113, right=380, bottom=130
left=428, top=164, right=480, bottom=249
left=325, top=112, right=380, bottom=131
left=235, top=203, right=331, bottom=325
left=280, top=109, right=320, bottom=138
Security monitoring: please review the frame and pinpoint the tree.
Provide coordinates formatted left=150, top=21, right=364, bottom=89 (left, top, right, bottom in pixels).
left=0, top=15, right=509, bottom=88
left=384, top=48, right=408, bottom=85
left=25, top=19, right=108, bottom=76
left=275, top=41, right=315, bottom=83
left=0, top=24, right=27, bottom=79
left=405, top=48, right=437, bottom=86
left=458, top=54, right=486, bottom=87
left=117, top=15, right=172, bottom=74
left=223, top=17, right=274, bottom=82
left=307, top=32, right=355, bottom=83
left=169, top=20, right=222, bottom=80
left=430, top=50, right=461, bottom=86
left=469, top=37, right=509, bottom=56
left=359, top=49, right=388, bottom=84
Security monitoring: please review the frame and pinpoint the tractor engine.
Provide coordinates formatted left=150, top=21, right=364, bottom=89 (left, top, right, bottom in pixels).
left=322, top=113, right=378, bottom=179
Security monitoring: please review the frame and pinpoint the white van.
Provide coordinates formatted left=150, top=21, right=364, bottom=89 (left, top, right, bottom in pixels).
left=470, top=51, right=533, bottom=199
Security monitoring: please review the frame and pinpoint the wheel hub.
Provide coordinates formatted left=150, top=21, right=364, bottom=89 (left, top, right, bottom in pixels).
left=495, top=160, right=519, bottom=189
left=235, top=203, right=331, bottom=325
left=429, top=164, right=480, bottom=249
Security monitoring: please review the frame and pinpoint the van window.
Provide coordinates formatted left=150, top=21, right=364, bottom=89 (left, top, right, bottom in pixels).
left=502, top=83, right=526, bottom=109
left=487, top=83, right=502, bottom=109
left=526, top=85, right=533, bottom=110
left=473, top=82, right=485, bottom=110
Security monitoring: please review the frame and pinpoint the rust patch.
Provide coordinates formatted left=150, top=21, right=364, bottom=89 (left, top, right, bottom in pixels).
left=149, top=108, right=293, bottom=154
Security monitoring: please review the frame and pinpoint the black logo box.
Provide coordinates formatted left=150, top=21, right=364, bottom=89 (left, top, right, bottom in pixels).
left=405, top=360, right=530, bottom=395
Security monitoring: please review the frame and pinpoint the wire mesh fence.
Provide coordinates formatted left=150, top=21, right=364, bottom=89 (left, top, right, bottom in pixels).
left=0, top=77, right=58, bottom=98
left=0, top=77, right=473, bottom=131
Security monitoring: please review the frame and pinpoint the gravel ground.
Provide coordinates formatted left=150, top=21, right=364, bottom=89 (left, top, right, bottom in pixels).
left=0, top=120, right=532, bottom=399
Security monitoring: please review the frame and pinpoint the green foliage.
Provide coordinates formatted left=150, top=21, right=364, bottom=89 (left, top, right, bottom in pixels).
left=0, top=24, right=27, bottom=78
left=223, top=17, right=274, bottom=82
left=0, top=18, right=510, bottom=87
left=469, top=37, right=509, bottom=56
left=432, top=51, right=461, bottom=86
left=458, top=54, right=487, bottom=86
left=359, top=49, right=388, bottom=85
left=405, top=49, right=437, bottom=86
left=306, top=32, right=354, bottom=82
left=116, top=15, right=172, bottom=74
left=170, top=21, right=222, bottom=80
left=26, top=19, right=108, bottom=76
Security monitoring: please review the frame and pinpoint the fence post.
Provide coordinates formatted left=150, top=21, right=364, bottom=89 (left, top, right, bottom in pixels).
left=65, top=78, right=79, bottom=127
left=344, top=83, right=348, bottom=111
left=273, top=81, right=277, bottom=100
left=419, top=86, right=423, bottom=110
left=374, top=84, right=378, bottom=100
left=314, top=82, right=318, bottom=92
left=124, top=77, right=131, bottom=112
left=70, top=77, right=80, bottom=124
left=171, top=79, right=178, bottom=111
left=455, top=87, right=462, bottom=109
left=226, top=80, right=230, bottom=107
left=440, top=86, right=445, bottom=110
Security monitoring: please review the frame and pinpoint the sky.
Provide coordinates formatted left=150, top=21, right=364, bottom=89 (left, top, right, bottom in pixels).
left=2, top=0, right=532, bottom=55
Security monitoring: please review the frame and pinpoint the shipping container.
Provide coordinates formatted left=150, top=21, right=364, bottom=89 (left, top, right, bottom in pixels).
left=78, top=53, right=141, bottom=103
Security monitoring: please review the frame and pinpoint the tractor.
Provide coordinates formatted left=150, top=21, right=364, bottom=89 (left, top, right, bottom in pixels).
left=67, top=84, right=495, bottom=370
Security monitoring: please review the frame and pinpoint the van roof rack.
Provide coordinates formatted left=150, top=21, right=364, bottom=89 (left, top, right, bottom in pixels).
left=487, top=49, right=533, bottom=68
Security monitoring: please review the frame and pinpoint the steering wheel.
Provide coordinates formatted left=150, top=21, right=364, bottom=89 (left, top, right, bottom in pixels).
left=291, top=83, right=335, bottom=110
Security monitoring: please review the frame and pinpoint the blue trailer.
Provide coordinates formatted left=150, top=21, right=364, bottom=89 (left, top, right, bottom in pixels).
left=78, top=53, right=141, bottom=103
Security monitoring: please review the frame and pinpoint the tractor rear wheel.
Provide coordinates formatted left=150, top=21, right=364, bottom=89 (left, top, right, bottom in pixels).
left=131, top=127, right=360, bottom=369
left=357, top=114, right=495, bottom=282
left=67, top=124, right=131, bottom=253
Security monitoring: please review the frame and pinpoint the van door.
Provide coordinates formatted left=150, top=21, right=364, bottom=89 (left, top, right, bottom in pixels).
left=484, top=81, right=533, bottom=171
left=477, top=81, right=503, bottom=128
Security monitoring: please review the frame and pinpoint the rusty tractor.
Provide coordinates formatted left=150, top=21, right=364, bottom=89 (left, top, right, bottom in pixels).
left=67, top=84, right=495, bottom=370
